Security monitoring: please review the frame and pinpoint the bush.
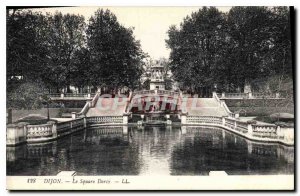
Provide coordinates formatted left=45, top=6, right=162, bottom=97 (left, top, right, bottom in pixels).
left=7, top=81, right=49, bottom=110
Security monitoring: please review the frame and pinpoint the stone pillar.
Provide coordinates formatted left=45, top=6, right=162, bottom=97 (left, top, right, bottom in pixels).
left=49, top=121, right=57, bottom=139
left=83, top=117, right=87, bottom=128
left=123, top=113, right=129, bottom=124
left=234, top=113, right=239, bottom=119
left=88, top=93, right=91, bottom=98
left=276, top=93, right=280, bottom=98
left=248, top=92, right=253, bottom=99
left=222, top=117, right=226, bottom=126
left=247, top=142, right=253, bottom=154
left=141, top=114, right=144, bottom=122
left=155, top=89, right=158, bottom=94
left=122, top=126, right=128, bottom=135
left=6, top=123, right=28, bottom=146
left=60, top=93, right=64, bottom=99
left=71, top=112, right=76, bottom=120
left=221, top=92, right=225, bottom=98
left=181, top=112, right=187, bottom=125
left=181, top=126, right=187, bottom=135
left=212, top=91, right=217, bottom=97
left=248, top=124, right=253, bottom=136
left=166, top=114, right=172, bottom=125
left=276, top=126, right=282, bottom=139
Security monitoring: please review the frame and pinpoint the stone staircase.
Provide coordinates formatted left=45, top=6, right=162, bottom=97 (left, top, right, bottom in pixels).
left=181, top=98, right=228, bottom=117
left=86, top=97, right=128, bottom=117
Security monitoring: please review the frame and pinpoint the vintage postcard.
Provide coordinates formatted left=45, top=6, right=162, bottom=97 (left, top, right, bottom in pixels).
left=6, top=6, right=294, bottom=190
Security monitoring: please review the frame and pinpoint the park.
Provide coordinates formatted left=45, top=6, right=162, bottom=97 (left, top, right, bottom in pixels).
left=6, top=7, right=294, bottom=178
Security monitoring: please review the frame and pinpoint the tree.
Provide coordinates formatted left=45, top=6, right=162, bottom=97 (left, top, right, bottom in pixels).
left=7, top=81, right=49, bottom=110
left=7, top=9, right=46, bottom=91
left=166, top=6, right=292, bottom=95
left=86, top=9, right=145, bottom=92
left=38, top=12, right=86, bottom=92
left=7, top=9, right=87, bottom=93
left=226, top=7, right=276, bottom=92
left=166, top=7, right=227, bottom=94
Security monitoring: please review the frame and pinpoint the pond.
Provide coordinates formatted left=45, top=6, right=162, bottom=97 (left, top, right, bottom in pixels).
left=7, top=126, right=294, bottom=176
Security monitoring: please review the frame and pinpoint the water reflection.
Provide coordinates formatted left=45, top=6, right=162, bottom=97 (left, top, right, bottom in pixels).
left=7, top=126, right=294, bottom=176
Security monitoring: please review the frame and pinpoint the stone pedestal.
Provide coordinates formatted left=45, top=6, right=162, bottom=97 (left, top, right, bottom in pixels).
left=71, top=112, right=76, bottom=120
left=247, top=124, right=253, bottom=136
left=123, top=113, right=130, bottom=124
left=234, top=113, right=240, bottom=119
left=221, top=92, right=225, bottom=98
left=122, top=126, right=128, bottom=135
left=181, top=112, right=187, bottom=125
left=6, top=122, right=28, bottom=146
left=83, top=117, right=87, bottom=128
left=181, top=126, right=187, bottom=134
left=48, top=121, right=57, bottom=139
left=248, top=92, right=253, bottom=99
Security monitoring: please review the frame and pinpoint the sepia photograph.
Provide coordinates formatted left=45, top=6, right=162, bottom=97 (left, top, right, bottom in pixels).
left=5, top=5, right=295, bottom=190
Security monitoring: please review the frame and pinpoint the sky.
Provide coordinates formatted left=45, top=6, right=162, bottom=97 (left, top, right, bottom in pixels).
left=34, top=7, right=231, bottom=59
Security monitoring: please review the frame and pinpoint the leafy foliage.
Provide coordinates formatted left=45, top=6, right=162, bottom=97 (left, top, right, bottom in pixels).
left=86, top=9, right=145, bottom=91
left=166, top=6, right=292, bottom=94
left=7, top=8, right=145, bottom=96
left=7, top=81, right=49, bottom=109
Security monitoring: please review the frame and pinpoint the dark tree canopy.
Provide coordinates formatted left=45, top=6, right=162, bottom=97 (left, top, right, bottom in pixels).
left=86, top=9, right=145, bottom=91
left=7, top=8, right=145, bottom=96
left=166, top=6, right=292, bottom=93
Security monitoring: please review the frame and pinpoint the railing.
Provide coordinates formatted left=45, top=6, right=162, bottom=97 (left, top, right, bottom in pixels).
left=91, top=92, right=100, bottom=107
left=186, top=116, right=222, bottom=125
left=157, top=90, right=180, bottom=96
left=87, top=116, right=123, bottom=124
left=235, top=120, right=248, bottom=133
left=252, top=124, right=278, bottom=138
left=48, top=93, right=94, bottom=99
left=55, top=118, right=85, bottom=137
left=224, top=93, right=248, bottom=99
left=132, top=90, right=180, bottom=97
left=26, top=123, right=53, bottom=140
left=56, top=121, right=71, bottom=136
left=217, top=92, right=282, bottom=99
left=181, top=115, right=293, bottom=145
left=132, top=90, right=155, bottom=97
left=213, top=92, right=235, bottom=118
left=76, top=92, right=100, bottom=117
left=92, top=126, right=123, bottom=135
left=225, top=118, right=235, bottom=129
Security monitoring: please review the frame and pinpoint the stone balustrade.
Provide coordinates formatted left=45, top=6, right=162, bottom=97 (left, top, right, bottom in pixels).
left=27, top=123, right=53, bottom=142
left=6, top=114, right=130, bottom=146
left=132, top=89, right=179, bottom=97
left=182, top=115, right=293, bottom=146
left=187, top=116, right=222, bottom=125
left=252, top=124, right=278, bottom=138
left=48, top=93, right=94, bottom=100
left=87, top=116, right=123, bottom=125
left=213, top=92, right=235, bottom=118
left=217, top=92, right=282, bottom=99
